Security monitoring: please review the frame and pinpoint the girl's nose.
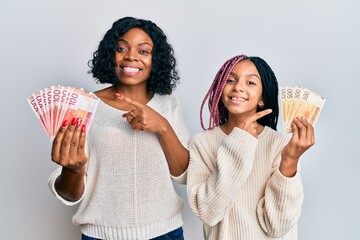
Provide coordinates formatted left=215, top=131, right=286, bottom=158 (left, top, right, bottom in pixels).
left=233, top=82, right=244, bottom=92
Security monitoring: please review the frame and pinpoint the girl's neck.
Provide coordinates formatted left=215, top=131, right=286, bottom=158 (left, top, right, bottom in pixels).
left=220, top=115, right=264, bottom=135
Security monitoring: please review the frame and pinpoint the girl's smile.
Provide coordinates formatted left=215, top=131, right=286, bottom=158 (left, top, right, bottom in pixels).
left=228, top=96, right=248, bottom=103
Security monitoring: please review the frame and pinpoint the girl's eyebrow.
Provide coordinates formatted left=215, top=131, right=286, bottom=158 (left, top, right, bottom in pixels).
left=229, top=72, right=260, bottom=80
left=229, top=72, right=238, bottom=78
left=247, top=73, right=261, bottom=80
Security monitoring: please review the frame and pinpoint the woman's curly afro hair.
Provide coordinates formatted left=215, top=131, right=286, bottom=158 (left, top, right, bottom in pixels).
left=88, top=16, right=180, bottom=95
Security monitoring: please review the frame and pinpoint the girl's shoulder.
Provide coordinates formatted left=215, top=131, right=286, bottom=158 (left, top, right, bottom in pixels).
left=190, top=127, right=224, bottom=145
left=261, top=126, right=291, bottom=146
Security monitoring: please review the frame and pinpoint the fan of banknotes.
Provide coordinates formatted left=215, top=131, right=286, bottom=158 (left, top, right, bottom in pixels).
left=279, top=86, right=326, bottom=133
left=27, top=85, right=100, bottom=139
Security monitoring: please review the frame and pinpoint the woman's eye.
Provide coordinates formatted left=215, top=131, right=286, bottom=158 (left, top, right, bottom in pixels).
left=139, top=49, right=150, bottom=55
left=116, top=46, right=126, bottom=52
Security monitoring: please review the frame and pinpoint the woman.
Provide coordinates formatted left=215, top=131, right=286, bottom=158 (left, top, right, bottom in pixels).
left=49, top=17, right=189, bottom=240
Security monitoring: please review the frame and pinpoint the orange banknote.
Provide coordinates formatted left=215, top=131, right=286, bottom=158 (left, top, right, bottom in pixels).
left=279, top=86, right=325, bottom=133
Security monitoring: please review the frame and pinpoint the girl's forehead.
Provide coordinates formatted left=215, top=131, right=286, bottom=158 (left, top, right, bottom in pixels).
left=234, top=59, right=255, bottom=69
left=231, top=60, right=259, bottom=76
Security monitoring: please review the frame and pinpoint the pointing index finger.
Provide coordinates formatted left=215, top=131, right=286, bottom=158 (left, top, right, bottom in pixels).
left=250, top=109, right=273, bottom=122
left=115, top=92, right=144, bottom=109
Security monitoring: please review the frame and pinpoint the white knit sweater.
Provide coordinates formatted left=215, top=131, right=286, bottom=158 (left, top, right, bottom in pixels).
left=48, top=94, right=189, bottom=240
left=187, top=126, right=303, bottom=240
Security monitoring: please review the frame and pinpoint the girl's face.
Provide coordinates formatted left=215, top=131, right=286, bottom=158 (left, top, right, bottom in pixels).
left=221, top=60, right=264, bottom=118
left=114, top=28, right=153, bottom=87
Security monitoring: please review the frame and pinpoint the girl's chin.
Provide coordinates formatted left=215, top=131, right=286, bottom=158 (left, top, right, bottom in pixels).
left=227, top=109, right=257, bottom=116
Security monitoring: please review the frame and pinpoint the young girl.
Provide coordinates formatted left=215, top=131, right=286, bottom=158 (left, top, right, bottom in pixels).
left=48, top=17, right=189, bottom=240
left=187, top=55, right=315, bottom=239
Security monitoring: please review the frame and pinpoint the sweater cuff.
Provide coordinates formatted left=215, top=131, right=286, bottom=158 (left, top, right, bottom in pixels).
left=48, top=167, right=87, bottom=206
left=171, top=169, right=187, bottom=185
left=272, top=168, right=302, bottom=188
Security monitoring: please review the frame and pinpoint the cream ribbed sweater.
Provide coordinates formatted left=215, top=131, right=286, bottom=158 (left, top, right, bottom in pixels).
left=187, top=126, right=303, bottom=240
left=48, top=94, right=189, bottom=240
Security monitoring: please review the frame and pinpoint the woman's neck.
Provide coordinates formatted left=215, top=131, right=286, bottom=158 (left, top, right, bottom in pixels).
left=113, top=84, right=153, bottom=105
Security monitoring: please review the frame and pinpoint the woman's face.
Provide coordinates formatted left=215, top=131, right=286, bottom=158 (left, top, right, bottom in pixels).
left=114, top=28, right=153, bottom=87
left=221, top=60, right=264, bottom=118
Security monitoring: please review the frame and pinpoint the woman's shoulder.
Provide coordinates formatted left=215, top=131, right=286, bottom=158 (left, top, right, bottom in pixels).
left=151, top=93, right=181, bottom=111
left=154, top=93, right=179, bottom=104
left=93, top=86, right=113, bottom=97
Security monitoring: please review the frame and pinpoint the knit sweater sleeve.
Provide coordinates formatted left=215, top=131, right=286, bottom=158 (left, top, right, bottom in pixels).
left=47, top=141, right=89, bottom=206
left=167, top=96, right=190, bottom=185
left=187, top=127, right=258, bottom=226
left=47, top=167, right=87, bottom=206
left=256, top=136, right=304, bottom=238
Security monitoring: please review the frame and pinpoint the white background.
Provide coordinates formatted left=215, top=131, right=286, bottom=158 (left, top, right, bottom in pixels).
left=1, top=0, right=359, bottom=239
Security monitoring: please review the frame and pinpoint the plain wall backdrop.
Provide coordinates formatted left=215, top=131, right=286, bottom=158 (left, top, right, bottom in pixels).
left=1, top=0, right=359, bottom=239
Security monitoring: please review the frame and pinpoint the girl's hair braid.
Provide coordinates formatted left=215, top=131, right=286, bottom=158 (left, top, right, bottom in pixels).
left=246, top=56, right=279, bottom=130
left=200, top=55, right=246, bottom=129
left=200, top=55, right=279, bottom=131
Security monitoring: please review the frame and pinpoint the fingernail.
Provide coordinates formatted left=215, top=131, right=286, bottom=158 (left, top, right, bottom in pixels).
left=62, top=120, right=68, bottom=127
left=71, top=118, right=77, bottom=125
left=122, top=113, right=126, bottom=118
left=76, top=118, right=82, bottom=126
left=81, top=124, right=86, bottom=132
left=115, top=93, right=123, bottom=98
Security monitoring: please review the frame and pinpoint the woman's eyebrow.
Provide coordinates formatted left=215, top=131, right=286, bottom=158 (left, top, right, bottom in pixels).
left=117, top=39, right=128, bottom=44
left=117, top=39, right=153, bottom=47
left=138, top=42, right=153, bottom=47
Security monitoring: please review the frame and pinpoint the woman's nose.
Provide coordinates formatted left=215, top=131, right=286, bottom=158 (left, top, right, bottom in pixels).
left=124, top=50, right=138, bottom=61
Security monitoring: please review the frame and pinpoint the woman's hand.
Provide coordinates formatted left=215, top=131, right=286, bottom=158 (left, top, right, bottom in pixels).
left=280, top=117, right=315, bottom=177
left=115, top=93, right=189, bottom=176
left=116, top=93, right=169, bottom=134
left=51, top=117, right=87, bottom=201
left=51, top=117, right=88, bottom=173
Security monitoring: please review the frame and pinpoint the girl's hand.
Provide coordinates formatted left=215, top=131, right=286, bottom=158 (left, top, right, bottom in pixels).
left=239, top=109, right=273, bottom=138
left=51, top=117, right=88, bottom=174
left=280, top=117, right=315, bottom=176
left=116, top=93, right=168, bottom=134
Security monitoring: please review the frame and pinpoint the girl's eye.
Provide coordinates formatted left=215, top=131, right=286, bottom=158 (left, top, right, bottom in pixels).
left=227, top=79, right=236, bottom=83
left=247, top=81, right=256, bottom=85
left=116, top=46, right=127, bottom=52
